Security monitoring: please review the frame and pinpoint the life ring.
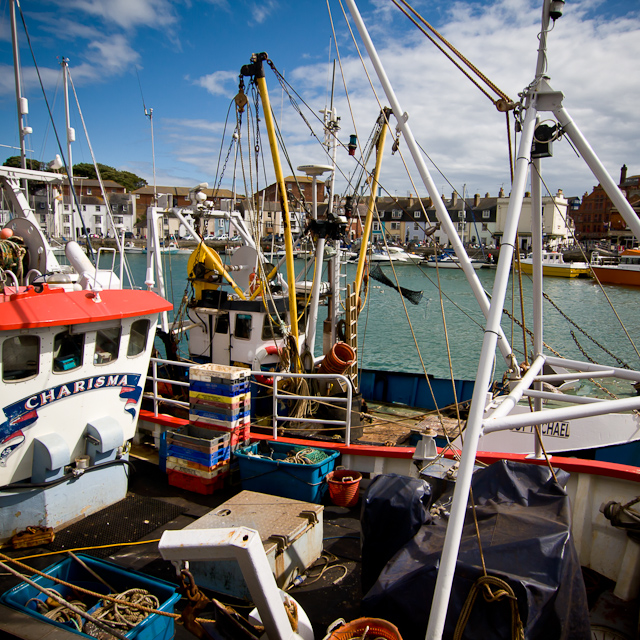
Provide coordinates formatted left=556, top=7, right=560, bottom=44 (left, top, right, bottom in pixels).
left=253, top=344, right=282, bottom=386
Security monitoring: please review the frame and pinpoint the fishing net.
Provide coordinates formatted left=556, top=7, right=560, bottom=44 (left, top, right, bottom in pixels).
left=369, top=263, right=423, bottom=305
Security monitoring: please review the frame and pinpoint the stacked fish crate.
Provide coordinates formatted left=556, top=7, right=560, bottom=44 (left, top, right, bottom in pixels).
left=167, top=363, right=252, bottom=494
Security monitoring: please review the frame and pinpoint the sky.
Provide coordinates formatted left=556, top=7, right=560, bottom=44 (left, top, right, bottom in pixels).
left=1, top=0, right=639, bottom=203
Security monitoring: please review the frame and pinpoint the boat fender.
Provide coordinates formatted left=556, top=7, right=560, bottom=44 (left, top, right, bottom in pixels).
left=253, top=345, right=282, bottom=386
left=336, top=319, right=346, bottom=342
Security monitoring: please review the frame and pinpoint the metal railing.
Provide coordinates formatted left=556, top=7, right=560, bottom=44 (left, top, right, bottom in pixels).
left=144, top=358, right=354, bottom=443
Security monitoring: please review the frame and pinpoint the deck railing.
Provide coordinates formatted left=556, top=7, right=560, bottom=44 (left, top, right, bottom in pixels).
left=145, top=358, right=354, bottom=444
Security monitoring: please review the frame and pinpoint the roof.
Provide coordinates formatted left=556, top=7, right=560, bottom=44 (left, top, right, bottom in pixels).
left=1, top=286, right=172, bottom=331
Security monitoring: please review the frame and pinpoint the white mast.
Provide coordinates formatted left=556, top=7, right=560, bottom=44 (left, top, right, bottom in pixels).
left=61, top=57, right=77, bottom=241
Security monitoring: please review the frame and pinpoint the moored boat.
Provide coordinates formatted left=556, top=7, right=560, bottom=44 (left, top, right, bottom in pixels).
left=591, top=248, right=640, bottom=286
left=518, top=249, right=591, bottom=278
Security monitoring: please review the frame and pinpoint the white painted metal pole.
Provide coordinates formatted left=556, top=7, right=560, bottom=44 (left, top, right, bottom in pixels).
left=531, top=156, right=544, bottom=458
left=307, top=174, right=325, bottom=356
left=343, top=0, right=514, bottom=365
left=425, top=103, right=538, bottom=640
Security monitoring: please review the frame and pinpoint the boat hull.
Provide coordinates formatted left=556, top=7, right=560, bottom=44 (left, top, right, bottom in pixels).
left=519, top=262, right=591, bottom=278
left=591, top=265, right=640, bottom=286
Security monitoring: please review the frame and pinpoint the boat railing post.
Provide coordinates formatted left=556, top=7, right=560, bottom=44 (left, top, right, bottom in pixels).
left=152, top=358, right=159, bottom=417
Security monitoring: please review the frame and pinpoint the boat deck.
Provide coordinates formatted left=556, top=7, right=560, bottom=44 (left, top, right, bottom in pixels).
left=0, top=455, right=363, bottom=640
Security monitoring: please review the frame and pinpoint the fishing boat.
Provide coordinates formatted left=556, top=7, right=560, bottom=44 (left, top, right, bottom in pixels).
left=518, top=249, right=591, bottom=278
left=0, top=165, right=172, bottom=544
left=591, top=248, right=640, bottom=286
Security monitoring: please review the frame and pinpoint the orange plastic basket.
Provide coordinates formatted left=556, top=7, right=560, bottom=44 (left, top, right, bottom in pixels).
left=326, top=470, right=362, bottom=507
left=326, top=617, right=402, bottom=640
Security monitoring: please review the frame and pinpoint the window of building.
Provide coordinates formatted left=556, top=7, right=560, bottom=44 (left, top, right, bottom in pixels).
left=234, top=314, right=252, bottom=340
left=482, top=210, right=491, bottom=219
left=53, top=330, right=84, bottom=372
left=127, top=319, right=150, bottom=357
left=390, top=221, right=400, bottom=230
left=457, top=211, right=464, bottom=220
left=63, top=227, right=71, bottom=236
left=63, top=214, right=70, bottom=223
left=64, top=204, right=70, bottom=211
left=95, top=205, right=101, bottom=212
left=482, top=223, right=489, bottom=231
left=40, top=214, right=47, bottom=223
left=372, top=222, right=380, bottom=231
left=392, top=210, right=402, bottom=219
left=111, top=205, right=117, bottom=212
left=94, top=327, right=121, bottom=365
left=82, top=205, right=87, bottom=212
left=414, top=211, right=420, bottom=218
left=94, top=215, right=102, bottom=223
left=122, top=205, right=128, bottom=212
left=2, top=335, right=39, bottom=381
left=414, top=222, right=419, bottom=230
left=114, top=216, right=124, bottom=225
left=87, top=188, right=92, bottom=195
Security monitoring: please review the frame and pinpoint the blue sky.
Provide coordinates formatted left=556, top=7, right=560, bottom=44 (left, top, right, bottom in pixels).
left=1, top=0, right=639, bottom=201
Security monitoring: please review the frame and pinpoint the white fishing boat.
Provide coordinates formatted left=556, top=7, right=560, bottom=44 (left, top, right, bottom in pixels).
left=0, top=166, right=171, bottom=544
left=124, top=241, right=145, bottom=254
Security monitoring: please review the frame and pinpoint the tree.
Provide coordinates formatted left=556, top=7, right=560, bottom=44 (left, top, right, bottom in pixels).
left=3, top=156, right=43, bottom=171
left=72, top=162, right=147, bottom=192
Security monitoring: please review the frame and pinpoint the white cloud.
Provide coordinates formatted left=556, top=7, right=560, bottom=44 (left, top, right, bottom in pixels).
left=193, top=71, right=239, bottom=97
left=249, top=0, right=278, bottom=25
left=56, top=0, right=177, bottom=30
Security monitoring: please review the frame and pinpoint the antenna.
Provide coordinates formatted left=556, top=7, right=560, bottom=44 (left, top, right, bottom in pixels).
left=136, top=68, right=157, bottom=204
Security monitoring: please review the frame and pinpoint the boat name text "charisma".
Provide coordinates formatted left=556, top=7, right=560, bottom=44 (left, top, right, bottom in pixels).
left=513, top=422, right=570, bottom=438
left=23, top=374, right=137, bottom=410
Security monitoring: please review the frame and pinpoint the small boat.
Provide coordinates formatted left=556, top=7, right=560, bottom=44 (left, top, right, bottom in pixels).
left=124, top=241, right=144, bottom=254
left=422, top=253, right=485, bottom=269
left=591, top=248, right=640, bottom=286
left=518, top=250, right=591, bottom=277
left=369, top=246, right=421, bottom=263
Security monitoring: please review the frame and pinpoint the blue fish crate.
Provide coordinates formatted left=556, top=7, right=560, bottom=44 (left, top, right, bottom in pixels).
left=234, top=441, right=339, bottom=503
left=0, top=554, right=180, bottom=640
left=190, top=379, right=250, bottom=396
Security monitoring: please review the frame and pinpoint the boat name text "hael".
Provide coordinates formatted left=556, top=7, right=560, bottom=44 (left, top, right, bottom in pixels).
left=513, top=422, right=570, bottom=438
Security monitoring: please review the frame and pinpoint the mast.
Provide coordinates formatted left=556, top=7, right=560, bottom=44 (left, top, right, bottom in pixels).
left=61, top=57, right=77, bottom=242
left=10, top=0, right=28, bottom=174
left=241, top=53, right=300, bottom=346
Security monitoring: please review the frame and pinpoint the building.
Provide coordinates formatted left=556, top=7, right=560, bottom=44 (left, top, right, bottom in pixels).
left=571, top=165, right=640, bottom=249
left=57, top=178, right=133, bottom=239
left=495, top=189, right=572, bottom=253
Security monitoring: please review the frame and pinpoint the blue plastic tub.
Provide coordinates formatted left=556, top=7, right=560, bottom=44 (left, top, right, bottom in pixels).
left=0, top=554, right=180, bottom=640
left=234, top=441, right=339, bottom=503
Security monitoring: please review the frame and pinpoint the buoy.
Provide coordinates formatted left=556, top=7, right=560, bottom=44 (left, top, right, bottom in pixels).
left=0, top=228, right=14, bottom=239
left=253, top=344, right=281, bottom=385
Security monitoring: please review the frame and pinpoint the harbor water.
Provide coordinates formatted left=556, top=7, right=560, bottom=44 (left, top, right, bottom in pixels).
left=112, top=251, right=640, bottom=383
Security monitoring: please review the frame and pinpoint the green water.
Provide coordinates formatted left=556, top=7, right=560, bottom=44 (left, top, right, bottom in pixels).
left=112, top=252, right=640, bottom=382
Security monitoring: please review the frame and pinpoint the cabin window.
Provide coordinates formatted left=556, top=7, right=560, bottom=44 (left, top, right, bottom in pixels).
left=262, top=314, right=284, bottom=340
left=2, top=335, right=39, bottom=381
left=127, top=319, right=150, bottom=357
left=94, top=327, right=121, bottom=365
left=53, top=331, right=84, bottom=372
left=215, top=313, right=229, bottom=334
left=234, top=314, right=252, bottom=340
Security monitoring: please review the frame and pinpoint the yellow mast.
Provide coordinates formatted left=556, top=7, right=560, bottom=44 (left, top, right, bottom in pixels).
left=242, top=53, right=299, bottom=342
left=354, top=109, right=391, bottom=300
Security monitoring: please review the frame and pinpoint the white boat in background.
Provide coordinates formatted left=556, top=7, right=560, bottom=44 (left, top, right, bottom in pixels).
left=519, top=249, right=591, bottom=278
left=124, top=241, right=145, bottom=254
left=369, top=246, right=421, bottom=263
left=422, top=253, right=485, bottom=269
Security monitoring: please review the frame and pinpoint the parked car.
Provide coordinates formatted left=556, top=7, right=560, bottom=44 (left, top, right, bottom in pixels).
left=216, top=233, right=229, bottom=240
